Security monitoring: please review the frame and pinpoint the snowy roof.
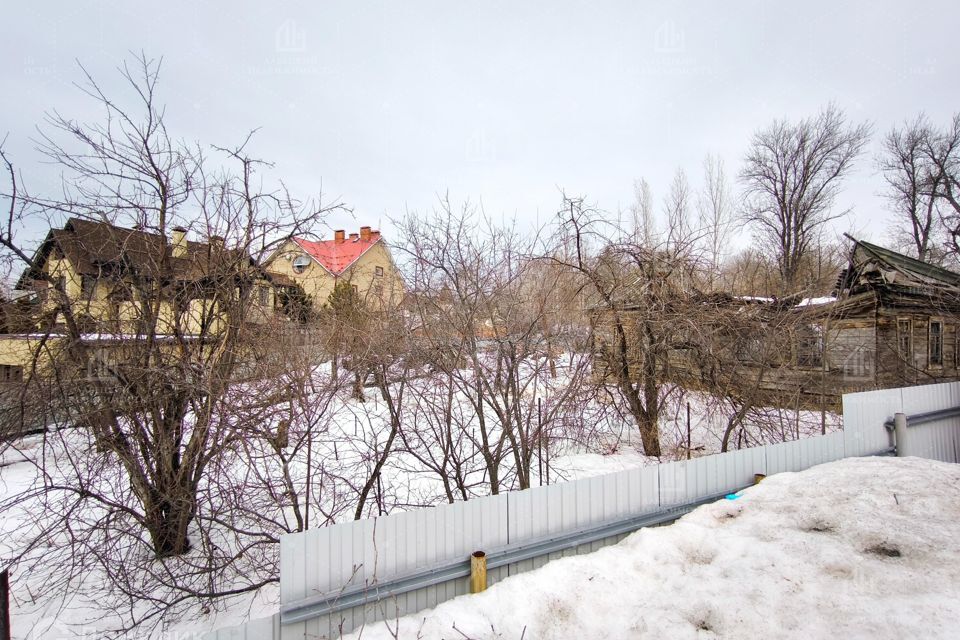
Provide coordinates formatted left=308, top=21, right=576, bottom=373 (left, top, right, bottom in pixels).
left=796, top=296, right=837, bottom=307
left=293, top=228, right=382, bottom=275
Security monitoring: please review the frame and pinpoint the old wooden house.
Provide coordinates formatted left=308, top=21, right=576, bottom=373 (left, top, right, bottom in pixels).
left=594, top=238, right=960, bottom=411
left=712, top=238, right=960, bottom=408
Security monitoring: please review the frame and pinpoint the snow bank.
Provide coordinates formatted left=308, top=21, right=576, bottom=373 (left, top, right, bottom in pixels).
left=345, top=456, right=960, bottom=640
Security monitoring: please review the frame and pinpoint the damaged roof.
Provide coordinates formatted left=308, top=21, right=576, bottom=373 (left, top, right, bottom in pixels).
left=838, top=238, right=960, bottom=295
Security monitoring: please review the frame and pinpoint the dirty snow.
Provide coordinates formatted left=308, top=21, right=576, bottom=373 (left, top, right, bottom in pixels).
left=344, top=456, right=960, bottom=640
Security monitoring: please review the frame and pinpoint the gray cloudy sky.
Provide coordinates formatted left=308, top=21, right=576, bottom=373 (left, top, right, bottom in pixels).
left=3, top=1, right=958, bottom=246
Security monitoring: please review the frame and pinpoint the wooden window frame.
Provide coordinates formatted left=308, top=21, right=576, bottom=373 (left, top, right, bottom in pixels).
left=897, top=317, right=912, bottom=361
left=929, top=318, right=944, bottom=368
left=955, top=324, right=960, bottom=370
left=796, top=324, right=824, bottom=369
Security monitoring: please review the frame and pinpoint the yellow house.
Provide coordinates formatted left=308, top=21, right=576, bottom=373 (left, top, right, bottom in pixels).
left=0, top=218, right=291, bottom=377
left=265, top=226, right=404, bottom=311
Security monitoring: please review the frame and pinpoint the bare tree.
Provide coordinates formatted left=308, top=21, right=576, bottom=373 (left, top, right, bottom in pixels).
left=697, top=154, right=735, bottom=288
left=396, top=201, right=591, bottom=491
left=740, top=104, right=871, bottom=292
left=919, top=113, right=960, bottom=258
left=551, top=195, right=707, bottom=457
left=0, top=55, right=341, bottom=633
left=663, top=168, right=695, bottom=257
left=879, top=115, right=943, bottom=261
left=629, top=178, right=655, bottom=246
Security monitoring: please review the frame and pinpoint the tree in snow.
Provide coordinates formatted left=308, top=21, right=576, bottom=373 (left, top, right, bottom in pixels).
left=0, top=55, right=343, bottom=631
left=395, top=202, right=591, bottom=492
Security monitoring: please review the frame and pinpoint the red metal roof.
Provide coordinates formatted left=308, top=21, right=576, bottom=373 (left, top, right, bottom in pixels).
left=293, top=233, right=381, bottom=275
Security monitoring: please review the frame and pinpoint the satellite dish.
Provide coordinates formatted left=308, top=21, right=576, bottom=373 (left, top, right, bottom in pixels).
left=292, top=255, right=310, bottom=274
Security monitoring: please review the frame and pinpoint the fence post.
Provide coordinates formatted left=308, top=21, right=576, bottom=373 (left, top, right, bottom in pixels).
left=470, top=551, right=487, bottom=594
left=894, top=412, right=907, bottom=457
left=1, top=568, right=10, bottom=640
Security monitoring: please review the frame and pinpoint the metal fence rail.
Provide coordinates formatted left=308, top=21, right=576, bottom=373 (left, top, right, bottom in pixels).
left=205, top=381, right=960, bottom=640
left=280, top=488, right=738, bottom=625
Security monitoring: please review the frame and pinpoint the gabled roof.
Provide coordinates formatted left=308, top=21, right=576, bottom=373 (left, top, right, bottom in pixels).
left=837, top=237, right=960, bottom=295
left=293, top=232, right=382, bottom=276
left=16, top=217, right=255, bottom=289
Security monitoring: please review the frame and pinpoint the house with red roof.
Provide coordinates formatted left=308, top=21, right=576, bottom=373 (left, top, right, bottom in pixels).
left=265, top=226, right=403, bottom=311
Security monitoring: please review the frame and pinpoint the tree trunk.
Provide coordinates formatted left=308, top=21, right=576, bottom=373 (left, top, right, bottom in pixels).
left=144, top=490, right=195, bottom=557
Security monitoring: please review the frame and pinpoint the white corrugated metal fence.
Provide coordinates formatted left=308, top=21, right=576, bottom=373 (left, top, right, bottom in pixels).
left=205, top=381, right=960, bottom=640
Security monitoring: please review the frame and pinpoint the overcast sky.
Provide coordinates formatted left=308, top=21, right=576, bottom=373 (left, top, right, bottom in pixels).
left=3, top=1, right=958, bottom=249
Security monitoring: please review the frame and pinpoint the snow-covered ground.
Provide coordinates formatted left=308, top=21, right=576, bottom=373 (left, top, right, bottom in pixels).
left=0, top=363, right=842, bottom=638
left=344, top=456, right=960, bottom=640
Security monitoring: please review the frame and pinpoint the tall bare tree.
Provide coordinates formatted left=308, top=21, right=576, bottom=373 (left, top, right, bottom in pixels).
left=663, top=168, right=695, bottom=256
left=740, top=104, right=871, bottom=292
left=879, top=115, right=943, bottom=261
left=697, top=154, right=735, bottom=288
left=629, top=178, right=655, bottom=246
left=919, top=113, right=960, bottom=258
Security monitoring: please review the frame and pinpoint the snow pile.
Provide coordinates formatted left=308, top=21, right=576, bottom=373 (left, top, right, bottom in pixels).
left=345, top=457, right=960, bottom=640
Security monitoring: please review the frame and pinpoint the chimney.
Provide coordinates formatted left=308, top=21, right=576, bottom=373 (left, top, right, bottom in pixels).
left=334, top=229, right=345, bottom=244
left=349, top=232, right=359, bottom=242
left=371, top=230, right=381, bottom=241
left=172, top=227, right=188, bottom=258
left=360, top=226, right=372, bottom=242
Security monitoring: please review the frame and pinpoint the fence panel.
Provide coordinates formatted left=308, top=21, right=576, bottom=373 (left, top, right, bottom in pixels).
left=203, top=613, right=281, bottom=640
left=208, top=382, right=960, bottom=640
left=506, top=463, right=659, bottom=575
left=898, top=383, right=960, bottom=462
left=658, top=444, right=765, bottom=507
left=841, top=386, right=899, bottom=457
left=280, top=491, right=509, bottom=640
